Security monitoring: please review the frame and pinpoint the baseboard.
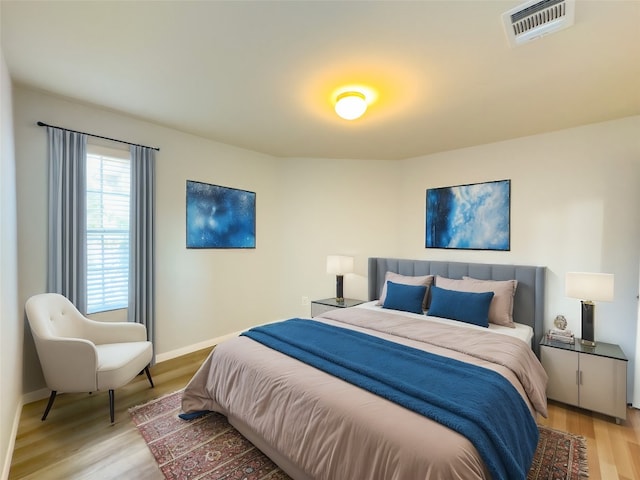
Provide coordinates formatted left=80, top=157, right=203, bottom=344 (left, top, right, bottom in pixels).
left=2, top=398, right=23, bottom=480
left=22, top=387, right=50, bottom=405
left=154, top=330, right=243, bottom=363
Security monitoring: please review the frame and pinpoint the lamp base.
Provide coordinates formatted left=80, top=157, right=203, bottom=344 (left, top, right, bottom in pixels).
left=335, top=275, right=344, bottom=303
left=581, top=300, right=595, bottom=346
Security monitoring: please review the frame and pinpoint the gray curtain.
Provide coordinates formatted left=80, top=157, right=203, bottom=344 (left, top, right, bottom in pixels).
left=128, top=145, right=156, bottom=350
left=46, top=127, right=88, bottom=313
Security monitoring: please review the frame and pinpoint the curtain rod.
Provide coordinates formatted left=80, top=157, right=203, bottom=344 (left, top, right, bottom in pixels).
left=37, top=121, right=160, bottom=152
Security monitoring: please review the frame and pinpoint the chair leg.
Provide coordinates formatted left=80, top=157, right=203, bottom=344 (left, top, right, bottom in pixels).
left=109, top=390, right=115, bottom=423
left=144, top=366, right=155, bottom=388
left=41, top=391, right=57, bottom=421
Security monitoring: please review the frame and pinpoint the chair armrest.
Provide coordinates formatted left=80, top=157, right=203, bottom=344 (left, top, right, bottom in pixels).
left=34, top=337, right=99, bottom=392
left=82, top=319, right=148, bottom=345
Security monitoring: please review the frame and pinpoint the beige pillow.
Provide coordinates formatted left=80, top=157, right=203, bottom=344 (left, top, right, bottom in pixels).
left=434, top=276, right=518, bottom=327
left=434, top=276, right=467, bottom=291
left=377, top=272, right=434, bottom=311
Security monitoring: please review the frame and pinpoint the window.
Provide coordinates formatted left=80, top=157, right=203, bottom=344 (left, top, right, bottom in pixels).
left=86, top=145, right=131, bottom=314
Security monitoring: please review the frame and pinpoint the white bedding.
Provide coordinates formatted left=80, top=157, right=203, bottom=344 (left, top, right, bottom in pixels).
left=355, top=300, right=534, bottom=345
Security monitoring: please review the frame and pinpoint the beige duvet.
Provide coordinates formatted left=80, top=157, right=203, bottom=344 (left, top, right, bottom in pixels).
left=182, top=307, right=548, bottom=480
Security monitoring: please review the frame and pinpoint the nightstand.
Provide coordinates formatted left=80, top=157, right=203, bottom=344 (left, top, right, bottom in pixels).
left=311, top=298, right=365, bottom=318
left=540, top=337, right=627, bottom=423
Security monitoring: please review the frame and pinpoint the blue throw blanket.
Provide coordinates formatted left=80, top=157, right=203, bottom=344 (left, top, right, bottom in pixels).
left=242, top=319, right=539, bottom=480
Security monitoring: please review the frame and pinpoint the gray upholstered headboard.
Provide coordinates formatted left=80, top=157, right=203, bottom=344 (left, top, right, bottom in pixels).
left=368, top=257, right=546, bottom=357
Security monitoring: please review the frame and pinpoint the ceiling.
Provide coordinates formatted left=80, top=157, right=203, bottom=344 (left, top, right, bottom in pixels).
left=2, top=1, right=639, bottom=160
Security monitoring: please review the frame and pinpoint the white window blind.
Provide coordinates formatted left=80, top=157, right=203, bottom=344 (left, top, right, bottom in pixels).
left=86, top=146, right=130, bottom=314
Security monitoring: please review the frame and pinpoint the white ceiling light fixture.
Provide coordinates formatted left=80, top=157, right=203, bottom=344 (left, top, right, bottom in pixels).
left=335, top=91, right=368, bottom=120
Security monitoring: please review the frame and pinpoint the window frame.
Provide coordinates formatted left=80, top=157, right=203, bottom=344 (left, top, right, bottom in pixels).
left=85, top=143, right=131, bottom=314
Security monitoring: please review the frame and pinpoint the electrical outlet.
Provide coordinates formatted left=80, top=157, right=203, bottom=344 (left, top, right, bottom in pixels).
left=301, top=296, right=310, bottom=306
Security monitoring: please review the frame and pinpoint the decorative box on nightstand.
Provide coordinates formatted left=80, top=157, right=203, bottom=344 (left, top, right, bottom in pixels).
left=540, top=336, right=628, bottom=423
left=311, top=298, right=365, bottom=318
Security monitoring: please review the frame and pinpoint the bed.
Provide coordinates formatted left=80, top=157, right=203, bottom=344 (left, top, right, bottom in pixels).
left=182, top=257, right=548, bottom=480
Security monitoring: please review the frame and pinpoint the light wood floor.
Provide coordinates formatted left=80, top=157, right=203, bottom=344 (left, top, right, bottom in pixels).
left=9, top=347, right=640, bottom=480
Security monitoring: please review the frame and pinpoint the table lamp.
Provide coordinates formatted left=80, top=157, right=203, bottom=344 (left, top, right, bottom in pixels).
left=326, top=255, right=354, bottom=302
left=565, top=272, right=614, bottom=346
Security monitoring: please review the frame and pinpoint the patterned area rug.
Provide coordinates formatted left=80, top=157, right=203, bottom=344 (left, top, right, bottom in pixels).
left=130, top=390, right=588, bottom=480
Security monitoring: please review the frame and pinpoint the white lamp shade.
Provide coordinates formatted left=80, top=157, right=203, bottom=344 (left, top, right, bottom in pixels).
left=565, top=272, right=614, bottom=302
left=326, top=255, right=354, bottom=275
left=335, top=92, right=367, bottom=120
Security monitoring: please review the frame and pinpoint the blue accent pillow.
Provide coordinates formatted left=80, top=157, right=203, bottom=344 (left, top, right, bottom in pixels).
left=427, top=285, right=494, bottom=327
left=382, top=281, right=427, bottom=314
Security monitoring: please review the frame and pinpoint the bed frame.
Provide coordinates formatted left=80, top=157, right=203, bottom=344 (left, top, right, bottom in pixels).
left=215, top=257, right=546, bottom=480
left=368, top=257, right=546, bottom=357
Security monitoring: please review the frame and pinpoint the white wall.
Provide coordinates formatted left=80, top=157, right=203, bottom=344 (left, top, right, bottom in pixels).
left=14, top=86, right=279, bottom=391
left=12, top=86, right=400, bottom=394
left=12, top=85, right=640, bottom=406
left=399, top=116, right=640, bottom=401
left=275, top=156, right=400, bottom=309
left=636, top=267, right=640, bottom=408
left=0, top=52, right=21, bottom=480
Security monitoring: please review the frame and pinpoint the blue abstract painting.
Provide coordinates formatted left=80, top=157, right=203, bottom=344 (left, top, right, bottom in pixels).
left=426, top=179, right=510, bottom=250
left=186, top=180, right=256, bottom=248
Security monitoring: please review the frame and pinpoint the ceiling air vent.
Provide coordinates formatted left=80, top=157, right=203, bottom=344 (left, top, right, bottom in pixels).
left=502, top=0, right=575, bottom=47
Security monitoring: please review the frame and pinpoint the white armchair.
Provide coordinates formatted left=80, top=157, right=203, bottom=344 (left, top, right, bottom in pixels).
left=25, top=293, right=154, bottom=423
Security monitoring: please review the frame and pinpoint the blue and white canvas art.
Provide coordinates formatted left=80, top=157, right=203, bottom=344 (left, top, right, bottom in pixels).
left=425, top=179, right=510, bottom=251
left=186, top=180, right=256, bottom=249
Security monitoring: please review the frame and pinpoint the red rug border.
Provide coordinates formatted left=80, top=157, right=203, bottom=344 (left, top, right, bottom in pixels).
left=130, top=389, right=589, bottom=480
